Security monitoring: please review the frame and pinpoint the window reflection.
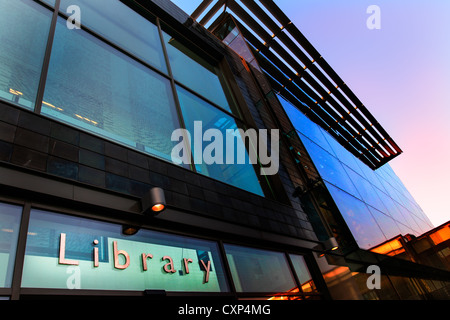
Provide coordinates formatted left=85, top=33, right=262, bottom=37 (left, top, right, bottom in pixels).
left=224, top=244, right=297, bottom=293
left=42, top=18, right=181, bottom=162
left=0, top=202, right=22, bottom=288
left=162, top=30, right=231, bottom=112
left=22, top=209, right=229, bottom=292
left=325, top=182, right=387, bottom=249
left=177, top=86, right=264, bottom=196
left=59, top=0, right=167, bottom=72
left=300, top=134, right=359, bottom=198
left=289, top=254, right=318, bottom=293
left=0, top=0, right=51, bottom=110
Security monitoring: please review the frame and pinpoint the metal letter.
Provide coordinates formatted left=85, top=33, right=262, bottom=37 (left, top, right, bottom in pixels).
left=162, top=256, right=176, bottom=273
left=183, top=258, right=193, bottom=274
left=142, top=253, right=153, bottom=271
left=200, top=260, right=211, bottom=283
left=113, top=241, right=130, bottom=270
left=59, top=233, right=79, bottom=266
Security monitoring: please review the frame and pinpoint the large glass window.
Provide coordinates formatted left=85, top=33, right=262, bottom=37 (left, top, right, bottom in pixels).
left=42, top=18, right=181, bottom=162
left=0, top=202, right=22, bottom=288
left=59, top=0, right=167, bottom=73
left=176, top=86, right=264, bottom=196
left=21, top=209, right=229, bottom=292
left=325, top=182, right=387, bottom=249
left=0, top=0, right=51, bottom=110
left=289, top=254, right=318, bottom=294
left=224, top=244, right=297, bottom=293
left=300, top=134, right=359, bottom=198
left=281, top=98, right=334, bottom=155
left=343, top=165, right=387, bottom=212
left=163, top=30, right=231, bottom=112
left=368, top=207, right=402, bottom=240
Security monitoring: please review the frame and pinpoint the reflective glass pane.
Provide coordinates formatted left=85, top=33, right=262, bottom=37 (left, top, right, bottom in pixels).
left=343, top=165, right=387, bottom=212
left=0, top=0, right=51, bottom=110
left=300, top=135, right=359, bottom=197
left=280, top=98, right=334, bottom=155
left=325, top=182, right=386, bottom=249
left=0, top=202, right=22, bottom=288
left=224, top=244, right=296, bottom=292
left=59, top=0, right=167, bottom=72
left=43, top=19, right=180, bottom=162
left=289, top=254, right=317, bottom=293
left=176, top=86, right=264, bottom=196
left=163, top=31, right=231, bottom=112
left=368, top=207, right=402, bottom=240
left=22, top=209, right=229, bottom=292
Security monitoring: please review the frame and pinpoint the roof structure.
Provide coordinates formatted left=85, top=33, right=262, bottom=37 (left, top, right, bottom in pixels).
left=190, top=0, right=402, bottom=169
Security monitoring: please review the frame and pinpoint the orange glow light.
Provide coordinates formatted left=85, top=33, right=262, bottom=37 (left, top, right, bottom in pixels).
left=152, top=204, right=165, bottom=212
left=429, top=225, right=450, bottom=245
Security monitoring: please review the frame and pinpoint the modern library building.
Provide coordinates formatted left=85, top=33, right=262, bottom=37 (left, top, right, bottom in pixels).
left=0, top=0, right=449, bottom=300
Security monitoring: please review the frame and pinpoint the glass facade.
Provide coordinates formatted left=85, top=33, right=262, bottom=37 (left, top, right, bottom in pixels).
left=177, top=86, right=264, bottom=196
left=58, top=0, right=167, bottom=72
left=224, top=244, right=297, bottom=293
left=0, top=0, right=264, bottom=196
left=0, top=203, right=22, bottom=288
left=0, top=0, right=51, bottom=111
left=22, top=209, right=229, bottom=292
left=162, top=29, right=231, bottom=112
left=0, top=201, right=318, bottom=298
left=280, top=96, right=434, bottom=249
left=43, top=17, right=180, bottom=162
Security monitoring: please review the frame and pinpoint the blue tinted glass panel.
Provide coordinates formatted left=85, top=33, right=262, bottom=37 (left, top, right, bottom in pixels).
left=343, top=165, right=387, bottom=212
left=22, top=209, right=229, bottom=292
left=0, top=0, right=51, bottom=110
left=280, top=98, right=334, bottom=154
left=0, top=202, right=22, bottom=288
left=59, top=0, right=167, bottom=72
left=289, top=254, right=318, bottom=293
left=177, top=86, right=264, bottom=196
left=300, top=134, right=359, bottom=197
left=321, top=128, right=367, bottom=176
left=368, top=207, right=402, bottom=240
left=325, top=182, right=386, bottom=249
left=163, top=32, right=231, bottom=112
left=224, top=244, right=296, bottom=292
left=43, top=19, right=180, bottom=162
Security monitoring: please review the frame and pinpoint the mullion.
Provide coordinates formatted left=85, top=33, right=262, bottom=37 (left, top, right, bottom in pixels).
left=33, top=0, right=61, bottom=114
left=156, top=17, right=197, bottom=173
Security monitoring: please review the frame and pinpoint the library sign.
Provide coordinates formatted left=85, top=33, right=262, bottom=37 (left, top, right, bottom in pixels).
left=21, top=233, right=223, bottom=292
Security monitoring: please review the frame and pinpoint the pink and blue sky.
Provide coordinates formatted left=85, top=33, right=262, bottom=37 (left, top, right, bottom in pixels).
left=171, top=0, right=449, bottom=227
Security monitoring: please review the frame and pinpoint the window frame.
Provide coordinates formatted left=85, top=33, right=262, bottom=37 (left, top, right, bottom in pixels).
left=27, top=0, right=271, bottom=198
left=0, top=193, right=324, bottom=300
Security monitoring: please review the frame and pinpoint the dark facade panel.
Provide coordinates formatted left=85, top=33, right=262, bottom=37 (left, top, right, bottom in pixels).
left=0, top=99, right=316, bottom=242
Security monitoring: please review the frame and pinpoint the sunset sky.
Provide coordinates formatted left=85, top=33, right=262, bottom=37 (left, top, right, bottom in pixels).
left=171, top=0, right=450, bottom=227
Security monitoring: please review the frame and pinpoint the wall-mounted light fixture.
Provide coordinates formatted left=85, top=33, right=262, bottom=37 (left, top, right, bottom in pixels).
left=122, top=225, right=140, bottom=236
left=317, top=237, right=339, bottom=257
left=323, top=237, right=339, bottom=251
left=141, top=187, right=166, bottom=216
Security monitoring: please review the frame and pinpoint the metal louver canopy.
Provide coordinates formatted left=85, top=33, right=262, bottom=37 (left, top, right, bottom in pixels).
left=191, top=0, right=402, bottom=169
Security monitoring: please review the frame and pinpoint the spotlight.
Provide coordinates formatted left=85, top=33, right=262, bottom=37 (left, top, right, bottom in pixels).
left=141, top=187, right=166, bottom=215
left=315, top=237, right=339, bottom=257
left=122, top=225, right=140, bottom=236
left=323, top=237, right=339, bottom=251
